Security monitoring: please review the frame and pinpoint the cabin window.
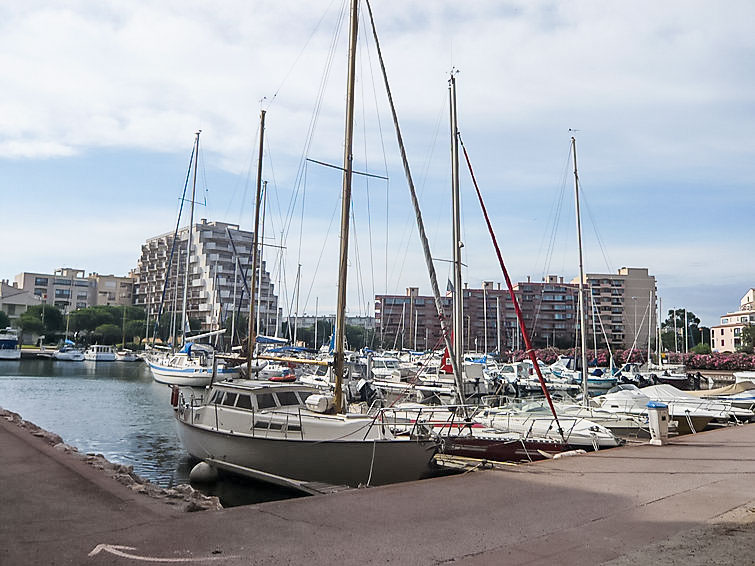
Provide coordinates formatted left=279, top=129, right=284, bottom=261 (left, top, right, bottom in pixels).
left=209, top=391, right=222, bottom=404
left=275, top=391, right=299, bottom=407
left=255, top=393, right=277, bottom=409
left=236, top=395, right=253, bottom=410
left=297, top=391, right=313, bottom=404
left=221, top=393, right=238, bottom=407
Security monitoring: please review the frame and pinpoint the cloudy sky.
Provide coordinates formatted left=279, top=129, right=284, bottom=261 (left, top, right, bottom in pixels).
left=2, top=1, right=753, bottom=326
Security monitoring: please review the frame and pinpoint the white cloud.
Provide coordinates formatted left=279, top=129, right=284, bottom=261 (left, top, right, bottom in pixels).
left=1, top=0, right=753, bottom=320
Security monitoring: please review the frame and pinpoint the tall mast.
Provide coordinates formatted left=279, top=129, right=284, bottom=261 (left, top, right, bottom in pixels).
left=571, top=136, right=589, bottom=405
left=333, top=0, right=359, bottom=412
left=450, top=73, right=465, bottom=402
left=181, top=130, right=200, bottom=346
left=247, top=110, right=266, bottom=372
left=256, top=180, right=268, bottom=336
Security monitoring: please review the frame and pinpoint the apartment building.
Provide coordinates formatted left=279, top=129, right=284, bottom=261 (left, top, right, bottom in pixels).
left=13, top=268, right=133, bottom=311
left=375, top=276, right=581, bottom=352
left=575, top=267, right=657, bottom=351
left=133, top=219, right=279, bottom=334
left=375, top=268, right=656, bottom=353
left=710, top=288, right=755, bottom=352
left=0, top=280, right=42, bottom=321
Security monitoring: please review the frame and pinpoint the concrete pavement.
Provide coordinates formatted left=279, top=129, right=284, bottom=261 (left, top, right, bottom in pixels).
left=2, top=410, right=755, bottom=565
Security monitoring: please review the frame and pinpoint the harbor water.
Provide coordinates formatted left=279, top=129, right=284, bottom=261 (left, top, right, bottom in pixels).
left=0, top=359, right=300, bottom=506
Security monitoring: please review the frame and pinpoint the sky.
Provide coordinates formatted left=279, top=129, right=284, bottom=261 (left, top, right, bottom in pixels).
left=2, top=0, right=754, bottom=327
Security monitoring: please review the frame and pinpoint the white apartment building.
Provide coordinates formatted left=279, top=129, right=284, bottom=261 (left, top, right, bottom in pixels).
left=133, top=219, right=279, bottom=334
left=710, top=288, right=755, bottom=352
left=14, top=268, right=133, bottom=311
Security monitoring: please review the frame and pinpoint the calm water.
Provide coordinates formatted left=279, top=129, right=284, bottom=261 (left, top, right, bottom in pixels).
left=0, top=359, right=300, bottom=506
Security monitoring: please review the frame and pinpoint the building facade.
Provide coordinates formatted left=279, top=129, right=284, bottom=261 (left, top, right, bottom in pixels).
left=710, top=288, right=755, bottom=353
left=578, top=267, right=657, bottom=351
left=133, top=219, right=279, bottom=335
left=0, top=280, right=42, bottom=321
left=13, top=268, right=133, bottom=311
left=375, top=276, right=581, bottom=352
left=375, top=268, right=656, bottom=353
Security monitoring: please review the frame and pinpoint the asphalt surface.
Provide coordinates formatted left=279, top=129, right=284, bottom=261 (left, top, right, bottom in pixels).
left=2, top=412, right=755, bottom=565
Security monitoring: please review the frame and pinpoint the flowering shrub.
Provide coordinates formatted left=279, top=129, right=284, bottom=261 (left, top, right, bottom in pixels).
left=505, top=348, right=755, bottom=370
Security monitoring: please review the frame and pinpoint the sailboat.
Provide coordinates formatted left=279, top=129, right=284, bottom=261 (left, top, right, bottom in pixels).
left=174, top=0, right=437, bottom=489
left=147, top=132, right=240, bottom=386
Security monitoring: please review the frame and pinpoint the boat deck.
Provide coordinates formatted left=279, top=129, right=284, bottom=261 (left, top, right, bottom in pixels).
left=3, top=409, right=755, bottom=565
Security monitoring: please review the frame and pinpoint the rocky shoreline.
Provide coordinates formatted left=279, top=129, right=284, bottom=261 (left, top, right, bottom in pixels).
left=0, top=408, right=221, bottom=512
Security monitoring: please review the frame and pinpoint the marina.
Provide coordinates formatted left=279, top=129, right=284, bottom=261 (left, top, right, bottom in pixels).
left=1, top=2, right=754, bottom=564
left=3, top=390, right=755, bottom=565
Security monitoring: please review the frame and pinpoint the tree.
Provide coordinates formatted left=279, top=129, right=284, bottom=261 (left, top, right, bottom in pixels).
left=741, top=324, right=755, bottom=354
left=93, top=323, right=122, bottom=345
left=661, top=308, right=701, bottom=350
left=18, top=304, right=64, bottom=336
left=0, top=311, right=10, bottom=329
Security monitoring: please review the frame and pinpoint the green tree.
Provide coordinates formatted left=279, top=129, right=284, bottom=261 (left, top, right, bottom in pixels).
left=18, top=304, right=64, bottom=336
left=691, top=342, right=711, bottom=354
left=661, top=308, right=701, bottom=350
left=0, top=311, right=10, bottom=329
left=93, top=323, right=122, bottom=345
left=740, top=324, right=755, bottom=354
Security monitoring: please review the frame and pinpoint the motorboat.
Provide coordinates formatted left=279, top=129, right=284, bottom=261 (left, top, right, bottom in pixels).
left=148, top=342, right=239, bottom=387
left=115, top=349, right=140, bottom=362
left=383, top=403, right=569, bottom=462
left=53, top=345, right=85, bottom=361
left=641, top=384, right=754, bottom=423
left=475, top=402, right=623, bottom=450
left=174, top=380, right=437, bottom=487
left=0, top=327, right=21, bottom=360
left=84, top=345, right=116, bottom=361
left=686, top=381, right=755, bottom=410
left=255, top=362, right=296, bottom=382
left=597, top=384, right=746, bottom=434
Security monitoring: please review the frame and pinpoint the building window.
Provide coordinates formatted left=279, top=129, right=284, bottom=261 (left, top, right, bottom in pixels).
left=76, top=302, right=87, bottom=309
left=34, top=288, right=46, bottom=296
left=77, top=293, right=88, bottom=300
left=55, top=289, right=71, bottom=298
left=34, top=277, right=48, bottom=286
left=721, top=329, right=724, bottom=335
left=53, top=278, right=72, bottom=286
left=734, top=328, right=741, bottom=336
left=721, top=340, right=725, bottom=346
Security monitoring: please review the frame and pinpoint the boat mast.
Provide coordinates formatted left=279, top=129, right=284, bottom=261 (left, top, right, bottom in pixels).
left=450, top=73, right=466, bottom=403
left=247, top=110, right=266, bottom=372
left=256, top=180, right=268, bottom=336
left=333, top=0, right=359, bottom=412
left=181, top=130, right=200, bottom=346
left=571, top=136, right=589, bottom=405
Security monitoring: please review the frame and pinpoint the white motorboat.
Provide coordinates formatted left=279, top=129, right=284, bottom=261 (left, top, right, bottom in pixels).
left=148, top=343, right=239, bottom=387
left=53, top=345, right=85, bottom=361
left=597, top=384, right=746, bottom=434
left=641, top=384, right=754, bottom=423
left=115, top=349, right=140, bottom=362
left=475, top=402, right=623, bottom=450
left=687, top=381, right=755, bottom=410
left=0, top=327, right=21, bottom=360
left=174, top=380, right=437, bottom=487
left=84, top=345, right=116, bottom=361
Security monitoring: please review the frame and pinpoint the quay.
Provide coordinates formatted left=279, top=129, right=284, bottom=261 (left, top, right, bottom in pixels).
left=2, top=413, right=755, bottom=565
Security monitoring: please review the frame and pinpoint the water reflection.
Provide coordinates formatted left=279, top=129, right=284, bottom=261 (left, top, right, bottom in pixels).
left=0, top=359, right=297, bottom=506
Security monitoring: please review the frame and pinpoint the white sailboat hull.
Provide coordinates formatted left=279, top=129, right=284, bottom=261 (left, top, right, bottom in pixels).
left=175, top=418, right=436, bottom=487
left=148, top=362, right=239, bottom=387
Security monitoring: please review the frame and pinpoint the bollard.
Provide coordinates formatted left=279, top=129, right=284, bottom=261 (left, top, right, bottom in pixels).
left=647, top=401, right=669, bottom=446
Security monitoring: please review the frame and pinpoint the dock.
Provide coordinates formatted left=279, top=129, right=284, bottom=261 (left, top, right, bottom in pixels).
left=2, top=411, right=755, bottom=565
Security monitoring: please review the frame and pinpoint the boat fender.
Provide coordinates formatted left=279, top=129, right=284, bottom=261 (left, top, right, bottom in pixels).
left=305, top=394, right=335, bottom=413
left=170, top=385, right=179, bottom=407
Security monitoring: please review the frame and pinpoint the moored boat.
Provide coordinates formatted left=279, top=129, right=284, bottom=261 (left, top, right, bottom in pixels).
left=174, top=380, right=437, bottom=487
left=0, top=327, right=21, bottom=360
left=84, top=345, right=116, bottom=362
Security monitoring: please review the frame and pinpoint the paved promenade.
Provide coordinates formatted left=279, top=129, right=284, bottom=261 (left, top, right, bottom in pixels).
left=2, top=412, right=755, bottom=565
